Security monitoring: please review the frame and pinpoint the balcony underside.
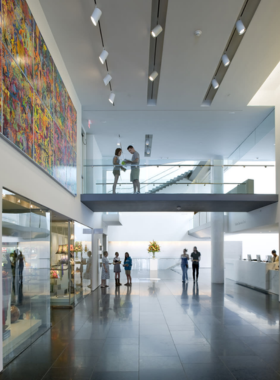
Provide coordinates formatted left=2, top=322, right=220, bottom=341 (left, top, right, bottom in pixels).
left=81, top=194, right=278, bottom=213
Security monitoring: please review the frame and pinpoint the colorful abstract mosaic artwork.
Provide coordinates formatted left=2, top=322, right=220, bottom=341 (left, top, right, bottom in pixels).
left=34, top=94, right=53, bottom=175
left=34, top=24, right=54, bottom=113
left=66, top=93, right=77, bottom=149
left=2, top=0, right=34, bottom=83
left=54, top=65, right=67, bottom=132
left=53, top=121, right=67, bottom=187
left=2, top=43, right=33, bottom=158
left=0, top=0, right=77, bottom=195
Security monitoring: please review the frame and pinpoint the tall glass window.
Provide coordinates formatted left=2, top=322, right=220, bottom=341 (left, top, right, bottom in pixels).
left=2, top=189, right=51, bottom=366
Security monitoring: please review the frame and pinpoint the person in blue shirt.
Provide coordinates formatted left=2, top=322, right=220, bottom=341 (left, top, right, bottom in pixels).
left=123, top=252, right=132, bottom=286
left=181, top=249, right=189, bottom=282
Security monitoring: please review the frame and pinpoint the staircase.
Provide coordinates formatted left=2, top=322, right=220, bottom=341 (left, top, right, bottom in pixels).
left=148, top=170, right=192, bottom=193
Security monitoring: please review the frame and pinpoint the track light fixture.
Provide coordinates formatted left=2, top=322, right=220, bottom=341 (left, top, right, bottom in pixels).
left=91, top=7, right=102, bottom=26
left=211, top=78, right=219, bottom=90
left=146, top=140, right=150, bottom=146
left=222, top=54, right=230, bottom=67
left=146, top=149, right=151, bottom=155
left=149, top=71, right=158, bottom=81
left=109, top=92, right=115, bottom=104
left=151, top=25, right=163, bottom=37
left=99, top=50, right=108, bottom=64
left=103, top=74, right=112, bottom=86
left=236, top=19, right=246, bottom=35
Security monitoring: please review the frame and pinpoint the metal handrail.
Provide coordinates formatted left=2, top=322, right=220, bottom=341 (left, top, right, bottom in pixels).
left=97, top=182, right=248, bottom=186
left=85, top=164, right=274, bottom=168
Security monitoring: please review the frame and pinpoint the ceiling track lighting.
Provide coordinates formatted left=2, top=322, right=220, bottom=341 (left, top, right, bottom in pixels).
left=149, top=71, right=158, bottom=81
left=211, top=78, right=219, bottom=90
left=236, top=19, right=246, bottom=35
left=146, top=140, right=150, bottom=146
left=109, top=92, right=115, bottom=105
left=222, top=53, right=230, bottom=67
left=202, top=0, right=260, bottom=107
left=91, top=7, right=102, bottom=26
left=99, top=49, right=108, bottom=64
left=151, top=24, right=163, bottom=37
left=103, top=74, right=112, bottom=86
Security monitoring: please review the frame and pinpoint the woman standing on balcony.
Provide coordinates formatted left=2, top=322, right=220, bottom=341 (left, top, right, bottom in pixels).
left=113, top=148, right=126, bottom=194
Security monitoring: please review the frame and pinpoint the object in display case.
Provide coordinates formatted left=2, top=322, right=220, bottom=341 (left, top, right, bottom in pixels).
left=70, top=245, right=74, bottom=252
left=50, top=269, right=59, bottom=279
left=85, top=245, right=88, bottom=252
left=10, top=305, right=20, bottom=323
left=56, top=245, right=63, bottom=254
left=83, top=251, right=92, bottom=288
left=74, top=242, right=82, bottom=252
left=62, top=244, right=68, bottom=253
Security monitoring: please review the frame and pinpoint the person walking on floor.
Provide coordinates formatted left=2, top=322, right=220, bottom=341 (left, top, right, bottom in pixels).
left=113, top=252, right=122, bottom=286
left=123, top=252, right=132, bottom=286
left=112, top=148, right=126, bottom=194
left=191, top=246, right=201, bottom=282
left=101, top=251, right=111, bottom=288
left=124, top=145, right=140, bottom=194
left=181, top=248, right=189, bottom=283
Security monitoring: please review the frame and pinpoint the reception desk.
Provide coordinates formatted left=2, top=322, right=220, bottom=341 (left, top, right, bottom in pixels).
left=225, top=259, right=279, bottom=295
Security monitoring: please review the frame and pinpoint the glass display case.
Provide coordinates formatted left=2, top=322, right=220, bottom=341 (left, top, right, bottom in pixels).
left=50, top=221, right=92, bottom=307
left=2, top=189, right=51, bottom=366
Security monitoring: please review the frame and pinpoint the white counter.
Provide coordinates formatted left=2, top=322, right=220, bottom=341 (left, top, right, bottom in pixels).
left=225, top=259, right=279, bottom=295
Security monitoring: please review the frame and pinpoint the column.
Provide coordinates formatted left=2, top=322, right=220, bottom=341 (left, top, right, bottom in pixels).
left=211, top=158, right=224, bottom=283
left=275, top=104, right=280, bottom=302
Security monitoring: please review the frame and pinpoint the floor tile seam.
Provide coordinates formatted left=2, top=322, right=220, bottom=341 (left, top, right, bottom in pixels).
left=155, top=279, right=189, bottom=377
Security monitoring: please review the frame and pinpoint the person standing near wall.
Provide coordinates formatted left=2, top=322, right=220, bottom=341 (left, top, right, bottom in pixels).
left=181, top=249, right=189, bottom=282
left=271, top=250, right=279, bottom=262
left=101, top=251, right=111, bottom=288
left=124, top=145, right=140, bottom=194
left=113, top=252, right=122, bottom=286
left=123, top=252, right=132, bottom=286
left=191, top=246, right=201, bottom=282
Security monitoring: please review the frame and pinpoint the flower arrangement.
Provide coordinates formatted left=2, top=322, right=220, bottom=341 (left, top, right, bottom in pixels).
left=147, top=241, right=160, bottom=257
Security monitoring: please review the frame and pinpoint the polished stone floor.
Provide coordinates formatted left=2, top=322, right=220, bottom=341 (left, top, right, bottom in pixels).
left=1, top=268, right=280, bottom=380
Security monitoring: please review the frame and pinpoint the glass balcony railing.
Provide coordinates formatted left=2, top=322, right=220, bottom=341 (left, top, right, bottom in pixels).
left=82, top=159, right=275, bottom=195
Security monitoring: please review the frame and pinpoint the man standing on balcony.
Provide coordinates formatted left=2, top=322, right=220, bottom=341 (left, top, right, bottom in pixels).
left=125, top=146, right=140, bottom=194
left=191, top=246, right=201, bottom=282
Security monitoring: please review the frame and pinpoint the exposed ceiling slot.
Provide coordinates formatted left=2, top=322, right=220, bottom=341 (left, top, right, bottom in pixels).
left=147, top=0, right=168, bottom=106
left=202, top=0, right=261, bottom=107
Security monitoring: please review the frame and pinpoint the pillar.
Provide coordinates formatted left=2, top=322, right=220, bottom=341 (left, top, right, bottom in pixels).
left=211, top=159, right=224, bottom=283
left=275, top=105, right=280, bottom=302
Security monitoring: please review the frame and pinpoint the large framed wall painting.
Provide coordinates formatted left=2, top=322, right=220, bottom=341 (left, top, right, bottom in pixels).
left=0, top=0, right=77, bottom=195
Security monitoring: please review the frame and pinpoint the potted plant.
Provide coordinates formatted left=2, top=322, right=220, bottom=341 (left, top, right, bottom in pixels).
left=147, top=241, right=160, bottom=259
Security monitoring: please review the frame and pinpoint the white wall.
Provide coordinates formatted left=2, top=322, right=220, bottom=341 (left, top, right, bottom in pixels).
left=108, top=212, right=195, bottom=241
left=107, top=212, right=242, bottom=268
left=225, top=233, right=279, bottom=261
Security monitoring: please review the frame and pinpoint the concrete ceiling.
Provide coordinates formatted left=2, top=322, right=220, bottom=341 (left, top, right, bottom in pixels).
left=39, top=0, right=280, bottom=159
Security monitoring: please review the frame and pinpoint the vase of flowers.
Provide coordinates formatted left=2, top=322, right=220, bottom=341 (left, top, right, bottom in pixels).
left=147, top=241, right=160, bottom=259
